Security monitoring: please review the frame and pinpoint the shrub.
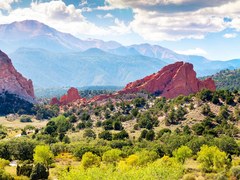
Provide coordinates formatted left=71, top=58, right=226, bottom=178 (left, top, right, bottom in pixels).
left=113, top=121, right=123, bottom=131
left=81, top=152, right=101, bottom=169
left=230, top=166, right=240, bottom=179
left=0, top=158, right=9, bottom=168
left=17, top=163, right=33, bottom=177
left=98, top=131, right=113, bottom=141
left=173, top=146, right=192, bottom=163
left=102, top=149, right=122, bottom=165
left=197, top=145, right=228, bottom=172
left=30, top=163, right=49, bottom=180
left=20, top=116, right=32, bottom=123
left=33, top=145, right=54, bottom=167
left=157, top=128, right=171, bottom=138
left=113, top=130, right=129, bottom=140
left=83, top=129, right=96, bottom=139
left=145, top=130, right=155, bottom=141
left=0, top=169, right=13, bottom=180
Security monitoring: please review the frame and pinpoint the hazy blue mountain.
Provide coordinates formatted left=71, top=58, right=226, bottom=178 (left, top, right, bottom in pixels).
left=1, top=20, right=240, bottom=88
left=109, top=46, right=141, bottom=56
left=10, top=48, right=166, bottom=88
left=0, top=20, right=122, bottom=53
left=110, top=44, right=240, bottom=76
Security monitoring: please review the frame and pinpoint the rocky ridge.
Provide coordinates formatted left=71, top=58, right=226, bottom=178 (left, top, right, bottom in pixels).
left=119, top=61, right=216, bottom=98
left=51, top=62, right=216, bottom=105
left=0, top=50, right=35, bottom=102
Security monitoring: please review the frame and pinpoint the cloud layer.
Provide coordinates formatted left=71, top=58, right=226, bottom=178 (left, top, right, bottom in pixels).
left=104, top=0, right=240, bottom=41
left=0, top=0, right=239, bottom=42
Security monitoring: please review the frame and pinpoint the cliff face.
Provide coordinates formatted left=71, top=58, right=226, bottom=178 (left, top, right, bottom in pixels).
left=0, top=50, right=35, bottom=102
left=120, top=61, right=216, bottom=98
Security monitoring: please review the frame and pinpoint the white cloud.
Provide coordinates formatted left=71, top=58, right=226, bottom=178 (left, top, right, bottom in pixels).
left=0, top=0, right=130, bottom=37
left=103, top=0, right=240, bottom=41
left=0, top=0, right=19, bottom=11
left=110, top=18, right=131, bottom=34
left=104, top=13, right=114, bottom=18
left=175, top=48, right=207, bottom=56
left=223, top=33, right=237, bottom=38
left=97, top=13, right=114, bottom=19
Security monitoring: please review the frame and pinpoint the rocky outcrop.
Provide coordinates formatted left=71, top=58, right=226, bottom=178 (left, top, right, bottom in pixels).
left=0, top=50, right=35, bottom=102
left=50, top=87, right=86, bottom=105
left=119, top=61, right=216, bottom=98
left=50, top=62, right=216, bottom=105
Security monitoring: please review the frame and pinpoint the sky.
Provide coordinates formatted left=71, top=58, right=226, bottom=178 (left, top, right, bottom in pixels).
left=0, top=0, right=240, bottom=60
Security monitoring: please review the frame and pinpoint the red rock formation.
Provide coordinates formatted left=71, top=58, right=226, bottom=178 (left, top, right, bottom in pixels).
left=0, top=50, right=35, bottom=102
left=51, top=62, right=216, bottom=105
left=50, top=97, right=60, bottom=105
left=51, top=87, right=85, bottom=105
left=119, top=61, right=216, bottom=99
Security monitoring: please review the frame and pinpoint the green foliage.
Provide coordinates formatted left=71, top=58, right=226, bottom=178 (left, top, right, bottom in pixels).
left=157, top=128, right=171, bottom=138
left=214, top=136, right=240, bottom=155
left=102, top=149, right=122, bottom=164
left=198, top=89, right=213, bottom=102
left=52, top=115, right=71, bottom=133
left=0, top=158, right=9, bottom=168
left=113, top=121, right=123, bottom=130
left=137, top=112, right=158, bottom=129
left=83, top=129, right=96, bottom=139
left=30, top=163, right=49, bottom=180
left=20, top=116, right=32, bottom=123
left=210, top=69, right=240, bottom=90
left=131, top=108, right=139, bottom=117
left=133, top=97, right=146, bottom=107
left=34, top=105, right=59, bottom=120
left=113, top=130, right=129, bottom=140
left=145, top=130, right=155, bottom=141
left=81, top=152, right=101, bottom=169
left=230, top=166, right=240, bottom=179
left=33, top=145, right=54, bottom=167
left=51, top=142, right=70, bottom=156
left=99, top=131, right=113, bottom=141
left=17, top=162, right=33, bottom=177
left=2, top=138, right=37, bottom=161
left=197, top=145, right=229, bottom=173
left=60, top=156, right=183, bottom=180
left=0, top=169, right=13, bottom=180
left=173, top=146, right=192, bottom=163
left=0, top=91, right=34, bottom=116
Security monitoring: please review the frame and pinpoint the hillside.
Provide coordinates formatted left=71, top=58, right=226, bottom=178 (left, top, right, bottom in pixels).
left=210, top=69, right=240, bottom=91
left=0, top=89, right=240, bottom=179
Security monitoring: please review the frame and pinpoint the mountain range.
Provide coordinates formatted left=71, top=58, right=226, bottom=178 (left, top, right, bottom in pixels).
left=0, top=20, right=239, bottom=88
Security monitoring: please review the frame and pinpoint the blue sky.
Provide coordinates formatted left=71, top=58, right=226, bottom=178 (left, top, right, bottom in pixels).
left=0, top=0, right=240, bottom=60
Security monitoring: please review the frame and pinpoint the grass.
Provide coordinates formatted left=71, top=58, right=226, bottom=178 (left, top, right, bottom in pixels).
left=0, top=116, right=47, bottom=129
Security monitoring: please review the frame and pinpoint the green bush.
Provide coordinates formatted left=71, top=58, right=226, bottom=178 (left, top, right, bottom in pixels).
left=0, top=169, right=13, bottom=180
left=30, top=163, right=49, bottom=180
left=99, top=131, right=113, bottom=141
left=197, top=145, right=228, bottom=172
left=17, top=163, right=33, bottom=177
left=20, top=116, right=32, bottom=123
left=81, top=152, right=101, bottom=169
left=230, top=166, right=240, bottom=179
left=173, top=146, right=192, bottom=163
left=83, top=129, right=96, bottom=139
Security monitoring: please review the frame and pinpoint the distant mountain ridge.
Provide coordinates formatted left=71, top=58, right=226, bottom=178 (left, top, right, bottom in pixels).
left=0, top=20, right=122, bottom=53
left=0, top=20, right=239, bottom=88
